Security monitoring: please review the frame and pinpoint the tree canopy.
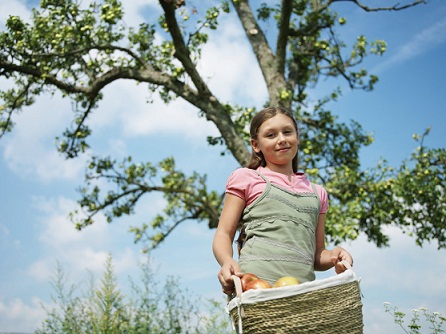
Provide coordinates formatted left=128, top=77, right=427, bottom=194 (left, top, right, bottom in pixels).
left=1, top=0, right=445, bottom=251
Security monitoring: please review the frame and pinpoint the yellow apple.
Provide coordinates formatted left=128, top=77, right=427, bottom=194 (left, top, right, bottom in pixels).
left=273, top=276, right=299, bottom=288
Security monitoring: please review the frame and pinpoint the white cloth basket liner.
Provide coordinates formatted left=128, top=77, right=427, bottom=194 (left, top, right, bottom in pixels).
left=227, top=268, right=360, bottom=312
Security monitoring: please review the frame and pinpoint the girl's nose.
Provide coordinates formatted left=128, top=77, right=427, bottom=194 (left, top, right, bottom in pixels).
left=277, top=132, right=287, bottom=143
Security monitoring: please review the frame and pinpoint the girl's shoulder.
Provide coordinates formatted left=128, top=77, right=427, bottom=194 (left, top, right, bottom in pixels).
left=226, top=168, right=265, bottom=203
left=227, top=167, right=260, bottom=185
left=230, top=167, right=258, bottom=176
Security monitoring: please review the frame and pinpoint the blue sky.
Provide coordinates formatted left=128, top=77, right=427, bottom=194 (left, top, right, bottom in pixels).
left=1, top=0, right=445, bottom=332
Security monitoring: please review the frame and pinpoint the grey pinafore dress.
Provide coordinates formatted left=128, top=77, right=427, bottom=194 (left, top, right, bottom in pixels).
left=238, top=173, right=321, bottom=285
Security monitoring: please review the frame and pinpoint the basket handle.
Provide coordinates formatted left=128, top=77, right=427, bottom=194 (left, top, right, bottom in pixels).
left=232, top=275, right=243, bottom=299
left=230, top=275, right=245, bottom=333
left=340, top=259, right=352, bottom=270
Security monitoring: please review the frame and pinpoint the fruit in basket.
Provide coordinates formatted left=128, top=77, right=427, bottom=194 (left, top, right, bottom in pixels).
left=240, top=273, right=260, bottom=291
left=273, top=276, right=300, bottom=288
left=245, top=278, right=272, bottom=291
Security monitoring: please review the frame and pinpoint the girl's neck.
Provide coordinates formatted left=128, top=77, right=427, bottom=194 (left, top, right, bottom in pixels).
left=263, top=165, right=294, bottom=179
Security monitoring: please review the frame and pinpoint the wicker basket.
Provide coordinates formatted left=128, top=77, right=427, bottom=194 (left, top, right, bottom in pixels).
left=227, top=262, right=363, bottom=334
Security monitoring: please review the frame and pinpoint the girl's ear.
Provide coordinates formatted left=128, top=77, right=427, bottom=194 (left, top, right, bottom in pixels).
left=251, top=138, right=260, bottom=153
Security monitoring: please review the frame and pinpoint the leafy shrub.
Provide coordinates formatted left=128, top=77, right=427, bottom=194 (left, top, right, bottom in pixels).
left=384, top=302, right=445, bottom=334
left=35, top=254, right=232, bottom=334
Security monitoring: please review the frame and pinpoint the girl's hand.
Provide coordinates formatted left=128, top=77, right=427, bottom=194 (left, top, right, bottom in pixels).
left=330, top=247, right=353, bottom=274
left=218, top=259, right=243, bottom=296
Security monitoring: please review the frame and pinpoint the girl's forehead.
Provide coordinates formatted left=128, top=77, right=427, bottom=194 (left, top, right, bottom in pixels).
left=259, top=114, right=295, bottom=130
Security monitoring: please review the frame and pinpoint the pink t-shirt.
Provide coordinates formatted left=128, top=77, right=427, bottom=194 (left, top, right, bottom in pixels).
left=226, top=166, right=328, bottom=214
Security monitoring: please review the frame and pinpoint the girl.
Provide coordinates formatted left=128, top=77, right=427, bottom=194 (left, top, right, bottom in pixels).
left=212, top=106, right=353, bottom=296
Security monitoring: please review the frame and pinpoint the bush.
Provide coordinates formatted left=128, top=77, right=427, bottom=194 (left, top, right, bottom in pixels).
left=35, top=254, right=233, bottom=334
left=384, top=302, right=446, bottom=334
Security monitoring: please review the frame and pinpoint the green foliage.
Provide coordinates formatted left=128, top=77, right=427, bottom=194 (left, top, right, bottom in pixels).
left=35, top=254, right=233, bottom=333
left=206, top=104, right=257, bottom=150
left=324, top=128, right=446, bottom=249
left=384, top=302, right=446, bottom=334
left=393, top=129, right=446, bottom=248
left=69, top=156, right=223, bottom=250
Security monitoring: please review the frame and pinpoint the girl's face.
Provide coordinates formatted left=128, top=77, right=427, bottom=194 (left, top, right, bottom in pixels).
left=251, top=113, right=299, bottom=173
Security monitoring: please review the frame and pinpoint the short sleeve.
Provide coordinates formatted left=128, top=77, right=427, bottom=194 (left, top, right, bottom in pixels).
left=315, top=184, right=329, bottom=214
left=225, top=168, right=251, bottom=202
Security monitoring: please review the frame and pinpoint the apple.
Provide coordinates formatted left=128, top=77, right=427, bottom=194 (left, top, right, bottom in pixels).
left=240, top=273, right=260, bottom=292
left=273, top=276, right=299, bottom=288
left=245, top=278, right=272, bottom=291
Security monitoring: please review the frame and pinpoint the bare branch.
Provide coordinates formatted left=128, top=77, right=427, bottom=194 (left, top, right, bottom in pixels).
left=330, top=0, right=427, bottom=12
left=231, top=0, right=288, bottom=106
left=276, top=0, right=293, bottom=76
left=159, top=0, right=212, bottom=94
left=149, top=215, right=192, bottom=249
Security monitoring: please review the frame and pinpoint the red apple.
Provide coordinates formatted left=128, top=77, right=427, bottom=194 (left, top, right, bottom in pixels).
left=273, top=276, right=299, bottom=288
left=240, top=273, right=260, bottom=292
left=245, top=278, right=272, bottom=291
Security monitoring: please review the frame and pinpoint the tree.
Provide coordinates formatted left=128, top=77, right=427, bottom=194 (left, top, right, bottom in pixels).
left=0, top=0, right=444, bottom=251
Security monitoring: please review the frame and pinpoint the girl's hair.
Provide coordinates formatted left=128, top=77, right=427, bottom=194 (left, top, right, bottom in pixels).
left=245, top=106, right=299, bottom=173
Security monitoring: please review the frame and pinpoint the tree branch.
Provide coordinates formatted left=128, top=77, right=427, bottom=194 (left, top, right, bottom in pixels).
left=0, top=60, right=88, bottom=95
left=331, top=0, right=427, bottom=12
left=159, top=0, right=212, bottom=94
left=231, top=0, right=288, bottom=106
left=276, top=0, right=293, bottom=76
left=0, top=81, right=33, bottom=138
left=2, top=56, right=251, bottom=165
left=32, top=45, right=148, bottom=68
left=156, top=0, right=251, bottom=165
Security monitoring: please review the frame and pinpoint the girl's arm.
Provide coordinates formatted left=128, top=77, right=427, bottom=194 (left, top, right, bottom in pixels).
left=314, top=213, right=353, bottom=273
left=212, top=193, right=246, bottom=295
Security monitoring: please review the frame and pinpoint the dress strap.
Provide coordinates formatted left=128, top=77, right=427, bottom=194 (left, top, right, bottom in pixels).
left=243, top=171, right=271, bottom=214
left=256, top=171, right=270, bottom=184
left=310, top=182, right=321, bottom=213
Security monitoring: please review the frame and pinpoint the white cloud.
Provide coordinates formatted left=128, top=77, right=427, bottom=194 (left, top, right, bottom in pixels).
left=338, top=226, right=446, bottom=333
left=199, top=16, right=268, bottom=105
left=0, top=297, right=46, bottom=333
left=25, top=195, right=141, bottom=284
left=120, top=0, right=160, bottom=25
left=0, top=0, right=158, bottom=29
left=1, top=91, right=86, bottom=181
left=33, top=196, right=107, bottom=247
left=0, top=223, right=22, bottom=253
left=350, top=228, right=441, bottom=283
left=0, top=223, right=10, bottom=238
left=0, top=0, right=31, bottom=28
left=106, top=138, right=128, bottom=158
left=3, top=138, right=85, bottom=181
left=373, top=16, right=446, bottom=74
left=100, top=82, right=219, bottom=139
